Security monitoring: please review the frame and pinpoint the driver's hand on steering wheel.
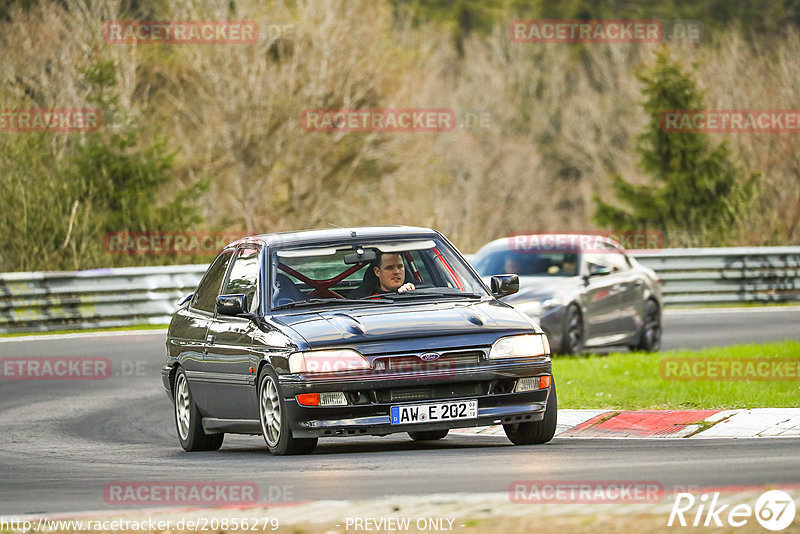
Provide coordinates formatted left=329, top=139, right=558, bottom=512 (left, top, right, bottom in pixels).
left=397, top=282, right=416, bottom=293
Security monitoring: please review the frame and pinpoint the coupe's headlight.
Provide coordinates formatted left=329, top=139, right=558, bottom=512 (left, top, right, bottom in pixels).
left=288, top=349, right=370, bottom=373
left=517, top=301, right=542, bottom=316
left=488, top=334, right=550, bottom=359
left=517, top=298, right=558, bottom=317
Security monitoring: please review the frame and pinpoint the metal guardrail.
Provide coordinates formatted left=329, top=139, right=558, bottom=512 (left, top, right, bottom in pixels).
left=632, top=247, right=800, bottom=306
left=0, top=265, right=207, bottom=334
left=1, top=247, right=798, bottom=333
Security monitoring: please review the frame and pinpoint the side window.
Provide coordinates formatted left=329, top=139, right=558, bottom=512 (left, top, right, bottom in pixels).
left=223, top=246, right=261, bottom=312
left=602, top=243, right=631, bottom=271
left=583, top=252, right=614, bottom=272
left=193, top=250, right=234, bottom=313
left=405, top=250, right=434, bottom=283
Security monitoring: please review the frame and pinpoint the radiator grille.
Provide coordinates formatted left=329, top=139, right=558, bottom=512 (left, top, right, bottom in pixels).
left=374, top=350, right=484, bottom=374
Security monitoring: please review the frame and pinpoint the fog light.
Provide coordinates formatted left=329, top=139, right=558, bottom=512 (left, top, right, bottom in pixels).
left=515, top=375, right=551, bottom=392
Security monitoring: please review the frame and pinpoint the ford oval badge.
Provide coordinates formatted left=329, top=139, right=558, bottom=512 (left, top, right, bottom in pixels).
left=419, top=352, right=441, bottom=361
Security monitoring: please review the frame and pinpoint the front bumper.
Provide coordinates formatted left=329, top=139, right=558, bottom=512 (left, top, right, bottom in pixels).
left=287, top=392, right=548, bottom=438
left=522, top=308, right=565, bottom=352
left=280, top=360, right=552, bottom=438
left=161, top=365, right=172, bottom=399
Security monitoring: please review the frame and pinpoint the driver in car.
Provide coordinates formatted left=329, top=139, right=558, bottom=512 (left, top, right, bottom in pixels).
left=373, top=252, right=415, bottom=293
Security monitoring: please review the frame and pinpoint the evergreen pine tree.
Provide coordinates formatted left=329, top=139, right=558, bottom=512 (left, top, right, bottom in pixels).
left=593, top=49, right=757, bottom=246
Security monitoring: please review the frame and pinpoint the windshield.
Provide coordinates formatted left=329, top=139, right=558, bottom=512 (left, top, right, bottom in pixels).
left=473, top=249, right=579, bottom=277
left=269, top=238, right=488, bottom=309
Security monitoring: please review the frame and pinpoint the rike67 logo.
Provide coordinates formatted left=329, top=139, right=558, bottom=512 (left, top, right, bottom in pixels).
left=669, top=490, right=796, bottom=531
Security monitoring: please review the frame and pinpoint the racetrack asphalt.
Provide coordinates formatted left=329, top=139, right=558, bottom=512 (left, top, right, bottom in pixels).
left=0, top=307, right=798, bottom=515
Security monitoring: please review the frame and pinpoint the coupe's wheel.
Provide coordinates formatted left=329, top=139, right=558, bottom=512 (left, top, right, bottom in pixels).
left=503, top=381, right=557, bottom=445
left=258, top=368, right=317, bottom=456
left=562, top=305, right=583, bottom=354
left=408, top=429, right=449, bottom=441
left=635, top=299, right=662, bottom=352
left=173, top=368, right=224, bottom=451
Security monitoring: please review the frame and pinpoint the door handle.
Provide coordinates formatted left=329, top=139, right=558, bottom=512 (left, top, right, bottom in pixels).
left=206, top=334, right=215, bottom=343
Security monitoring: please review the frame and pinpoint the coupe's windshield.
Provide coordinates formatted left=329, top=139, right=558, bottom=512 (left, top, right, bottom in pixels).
left=473, top=249, right=579, bottom=277
left=270, top=239, right=488, bottom=309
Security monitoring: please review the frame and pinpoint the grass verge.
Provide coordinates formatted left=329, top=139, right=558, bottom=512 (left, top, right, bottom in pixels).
left=553, top=341, right=800, bottom=409
left=0, top=323, right=169, bottom=338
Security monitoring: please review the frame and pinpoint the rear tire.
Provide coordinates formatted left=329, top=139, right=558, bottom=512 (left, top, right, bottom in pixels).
left=258, top=368, right=317, bottom=455
left=173, top=368, right=224, bottom=452
left=408, top=429, right=449, bottom=441
left=503, top=381, right=557, bottom=445
left=635, top=299, right=662, bottom=352
left=561, top=305, right=583, bottom=355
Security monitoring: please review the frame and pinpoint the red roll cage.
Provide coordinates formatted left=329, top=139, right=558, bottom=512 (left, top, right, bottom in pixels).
left=276, top=249, right=460, bottom=298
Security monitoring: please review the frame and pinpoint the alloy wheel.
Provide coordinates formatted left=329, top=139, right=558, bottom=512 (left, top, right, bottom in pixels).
left=260, top=375, right=281, bottom=447
left=175, top=373, right=191, bottom=441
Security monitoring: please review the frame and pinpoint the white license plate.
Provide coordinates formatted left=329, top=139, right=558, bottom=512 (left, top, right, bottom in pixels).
left=390, top=400, right=478, bottom=425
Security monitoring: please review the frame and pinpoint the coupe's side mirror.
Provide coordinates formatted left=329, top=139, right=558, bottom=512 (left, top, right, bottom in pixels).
left=216, top=294, right=248, bottom=316
left=491, top=274, right=519, bottom=298
left=178, top=293, right=194, bottom=306
left=588, top=263, right=612, bottom=277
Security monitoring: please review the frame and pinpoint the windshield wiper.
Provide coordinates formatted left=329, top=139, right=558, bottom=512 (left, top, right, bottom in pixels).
left=273, top=298, right=392, bottom=310
left=390, top=290, right=486, bottom=300
left=357, top=294, right=396, bottom=301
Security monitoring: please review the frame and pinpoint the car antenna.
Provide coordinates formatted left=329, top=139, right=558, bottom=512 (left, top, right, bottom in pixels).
left=326, top=222, right=355, bottom=236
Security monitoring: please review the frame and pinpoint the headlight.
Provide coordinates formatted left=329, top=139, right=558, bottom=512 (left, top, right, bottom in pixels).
left=517, top=298, right=558, bottom=317
left=517, top=301, right=542, bottom=316
left=288, top=349, right=370, bottom=373
left=488, top=334, right=550, bottom=359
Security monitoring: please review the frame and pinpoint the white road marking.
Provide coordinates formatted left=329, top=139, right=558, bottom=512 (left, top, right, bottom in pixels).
left=0, top=329, right=167, bottom=343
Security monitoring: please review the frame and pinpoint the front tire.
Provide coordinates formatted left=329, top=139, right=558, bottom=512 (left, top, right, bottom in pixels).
left=408, top=429, right=449, bottom=441
left=258, top=368, right=317, bottom=456
left=173, top=368, right=224, bottom=451
left=635, top=299, right=662, bottom=352
left=503, top=381, right=557, bottom=445
left=561, top=305, right=583, bottom=355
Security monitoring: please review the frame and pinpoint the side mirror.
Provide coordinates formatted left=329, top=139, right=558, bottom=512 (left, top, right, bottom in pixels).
left=588, top=263, right=612, bottom=277
left=491, top=274, right=519, bottom=298
left=178, top=293, right=194, bottom=306
left=216, top=294, right=248, bottom=316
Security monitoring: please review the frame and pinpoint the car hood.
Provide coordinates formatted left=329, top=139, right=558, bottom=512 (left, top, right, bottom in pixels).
left=272, top=300, right=538, bottom=352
